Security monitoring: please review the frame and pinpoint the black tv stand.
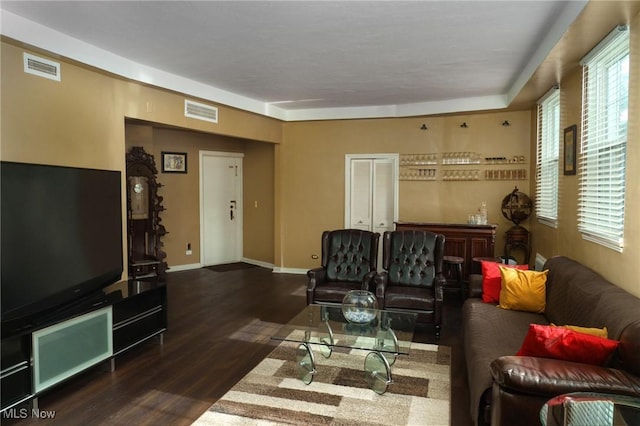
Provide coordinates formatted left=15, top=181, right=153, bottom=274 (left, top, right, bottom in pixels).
left=0, top=279, right=167, bottom=414
left=33, top=291, right=111, bottom=327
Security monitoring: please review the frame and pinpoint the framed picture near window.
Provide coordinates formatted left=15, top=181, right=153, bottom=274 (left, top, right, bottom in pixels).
left=564, top=125, right=577, bottom=175
left=161, top=152, right=187, bottom=173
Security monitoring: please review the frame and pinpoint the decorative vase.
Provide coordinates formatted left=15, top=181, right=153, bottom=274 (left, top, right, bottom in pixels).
left=341, top=290, right=378, bottom=324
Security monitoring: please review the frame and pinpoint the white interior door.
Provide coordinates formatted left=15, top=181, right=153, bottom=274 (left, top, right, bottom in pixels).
left=345, top=154, right=399, bottom=267
left=372, top=159, right=395, bottom=236
left=350, top=159, right=373, bottom=231
left=200, top=151, right=243, bottom=266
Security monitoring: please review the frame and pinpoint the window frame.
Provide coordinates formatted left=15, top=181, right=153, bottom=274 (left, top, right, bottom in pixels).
left=535, top=86, right=560, bottom=228
left=578, top=25, right=629, bottom=252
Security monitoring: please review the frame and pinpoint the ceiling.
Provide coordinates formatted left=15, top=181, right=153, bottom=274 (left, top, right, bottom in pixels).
left=0, top=1, right=605, bottom=121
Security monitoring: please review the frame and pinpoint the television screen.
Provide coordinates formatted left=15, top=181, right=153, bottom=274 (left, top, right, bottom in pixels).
left=1, top=161, right=123, bottom=323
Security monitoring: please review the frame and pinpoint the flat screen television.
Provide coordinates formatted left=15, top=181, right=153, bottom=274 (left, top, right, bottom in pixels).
left=1, top=161, right=123, bottom=327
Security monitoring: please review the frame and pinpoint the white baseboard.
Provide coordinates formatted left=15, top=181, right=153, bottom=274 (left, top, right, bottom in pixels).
left=167, top=259, right=307, bottom=275
left=273, top=267, right=307, bottom=274
left=167, top=263, right=202, bottom=273
left=240, top=258, right=307, bottom=274
left=240, top=257, right=275, bottom=270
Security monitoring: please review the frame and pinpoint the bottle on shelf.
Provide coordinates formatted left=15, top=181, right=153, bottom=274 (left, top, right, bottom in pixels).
left=480, top=202, right=488, bottom=224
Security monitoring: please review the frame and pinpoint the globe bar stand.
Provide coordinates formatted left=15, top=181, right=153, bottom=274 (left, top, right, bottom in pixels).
left=501, top=186, right=533, bottom=266
left=505, top=225, right=530, bottom=265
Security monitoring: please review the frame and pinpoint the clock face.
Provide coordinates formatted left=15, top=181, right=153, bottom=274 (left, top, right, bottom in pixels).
left=133, top=182, right=144, bottom=194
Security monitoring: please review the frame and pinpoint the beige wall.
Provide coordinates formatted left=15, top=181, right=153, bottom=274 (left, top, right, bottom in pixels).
left=243, top=141, right=276, bottom=263
left=122, top=124, right=278, bottom=269
left=1, top=40, right=280, bottom=276
left=124, top=123, right=275, bottom=267
left=529, top=11, right=640, bottom=296
left=280, top=111, right=532, bottom=270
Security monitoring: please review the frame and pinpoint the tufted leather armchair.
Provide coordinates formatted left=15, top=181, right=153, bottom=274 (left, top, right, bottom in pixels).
left=374, top=230, right=446, bottom=340
left=307, top=229, right=380, bottom=306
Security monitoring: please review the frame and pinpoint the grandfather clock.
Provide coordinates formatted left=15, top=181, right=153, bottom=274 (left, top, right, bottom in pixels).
left=126, top=146, right=168, bottom=281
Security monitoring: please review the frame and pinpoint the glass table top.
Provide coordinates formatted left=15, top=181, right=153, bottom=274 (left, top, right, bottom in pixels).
left=540, top=392, right=640, bottom=426
left=271, top=304, right=418, bottom=355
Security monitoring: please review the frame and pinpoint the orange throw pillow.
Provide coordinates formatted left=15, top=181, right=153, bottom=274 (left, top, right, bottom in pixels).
left=498, top=267, right=547, bottom=313
left=551, top=324, right=608, bottom=339
left=481, top=260, right=528, bottom=304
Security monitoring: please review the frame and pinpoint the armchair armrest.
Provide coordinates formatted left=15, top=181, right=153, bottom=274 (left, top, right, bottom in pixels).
left=307, top=267, right=326, bottom=304
left=491, top=355, right=640, bottom=398
left=434, top=272, right=446, bottom=302
left=307, top=267, right=326, bottom=288
left=373, top=271, right=388, bottom=306
left=361, top=270, right=377, bottom=293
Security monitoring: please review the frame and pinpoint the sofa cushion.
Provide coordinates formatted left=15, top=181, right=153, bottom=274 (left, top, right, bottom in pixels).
left=462, top=298, right=547, bottom=423
left=517, top=324, right=619, bottom=366
left=543, top=256, right=632, bottom=337
left=481, top=261, right=528, bottom=304
left=498, top=267, right=547, bottom=313
left=313, top=281, right=366, bottom=304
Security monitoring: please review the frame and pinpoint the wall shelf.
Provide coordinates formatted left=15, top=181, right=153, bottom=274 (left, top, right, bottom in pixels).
left=400, top=154, right=438, bottom=165
left=442, top=170, right=481, bottom=181
left=399, top=167, right=436, bottom=180
left=484, top=169, right=527, bottom=180
left=399, top=152, right=527, bottom=182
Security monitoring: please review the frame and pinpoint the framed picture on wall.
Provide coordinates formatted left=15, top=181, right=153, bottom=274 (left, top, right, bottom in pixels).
left=161, top=152, right=187, bottom=173
left=563, top=125, right=577, bottom=175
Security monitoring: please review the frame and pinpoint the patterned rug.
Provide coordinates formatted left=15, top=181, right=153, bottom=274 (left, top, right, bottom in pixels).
left=192, top=342, right=451, bottom=425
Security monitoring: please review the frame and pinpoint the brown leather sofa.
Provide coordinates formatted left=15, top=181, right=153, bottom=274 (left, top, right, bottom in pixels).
left=462, top=256, right=640, bottom=426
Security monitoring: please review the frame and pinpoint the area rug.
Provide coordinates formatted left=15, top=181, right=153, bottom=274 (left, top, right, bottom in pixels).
left=192, top=342, right=451, bottom=425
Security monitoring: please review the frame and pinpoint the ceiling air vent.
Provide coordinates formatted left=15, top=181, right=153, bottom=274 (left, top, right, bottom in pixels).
left=184, top=100, right=218, bottom=124
left=23, top=53, right=61, bottom=81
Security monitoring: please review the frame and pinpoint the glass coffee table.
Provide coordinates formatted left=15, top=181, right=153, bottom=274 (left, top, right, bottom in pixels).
left=271, top=304, right=418, bottom=394
left=540, top=392, right=640, bottom=426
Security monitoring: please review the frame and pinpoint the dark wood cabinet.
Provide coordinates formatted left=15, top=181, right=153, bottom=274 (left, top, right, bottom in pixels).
left=395, top=222, right=497, bottom=280
left=126, top=147, right=168, bottom=281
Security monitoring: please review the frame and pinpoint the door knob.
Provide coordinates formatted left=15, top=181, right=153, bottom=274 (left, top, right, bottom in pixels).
left=230, top=200, right=236, bottom=221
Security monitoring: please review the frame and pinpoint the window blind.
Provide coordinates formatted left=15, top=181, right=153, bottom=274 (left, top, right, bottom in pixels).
left=578, top=25, right=629, bottom=251
left=536, top=87, right=560, bottom=227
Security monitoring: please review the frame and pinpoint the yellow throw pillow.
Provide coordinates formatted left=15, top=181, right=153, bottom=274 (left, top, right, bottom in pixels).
left=551, top=323, right=609, bottom=339
left=498, top=267, right=548, bottom=313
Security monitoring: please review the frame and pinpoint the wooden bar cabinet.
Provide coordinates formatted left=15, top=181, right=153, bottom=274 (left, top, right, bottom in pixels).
left=395, top=222, right=498, bottom=280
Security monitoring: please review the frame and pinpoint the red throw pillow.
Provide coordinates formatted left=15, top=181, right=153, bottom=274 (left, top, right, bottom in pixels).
left=516, top=324, right=619, bottom=366
left=481, top=261, right=528, bottom=304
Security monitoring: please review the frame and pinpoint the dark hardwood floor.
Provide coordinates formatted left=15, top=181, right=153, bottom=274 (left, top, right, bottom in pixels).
left=5, top=266, right=472, bottom=426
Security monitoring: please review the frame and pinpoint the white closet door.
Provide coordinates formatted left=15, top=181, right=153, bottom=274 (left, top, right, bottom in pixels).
left=372, top=159, right=395, bottom=236
left=345, top=155, right=398, bottom=270
left=349, top=159, right=373, bottom=231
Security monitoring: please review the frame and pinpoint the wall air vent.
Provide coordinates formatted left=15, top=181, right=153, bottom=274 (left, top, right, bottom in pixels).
left=23, top=53, right=61, bottom=81
left=184, top=100, right=218, bottom=124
